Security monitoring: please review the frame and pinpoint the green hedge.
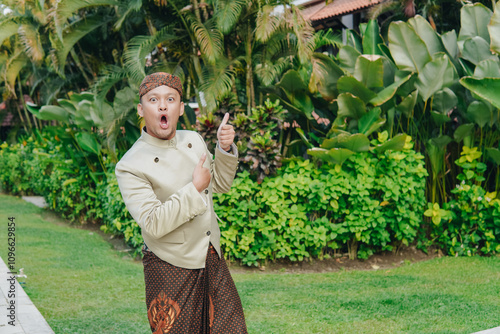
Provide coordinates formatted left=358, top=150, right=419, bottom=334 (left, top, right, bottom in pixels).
left=215, top=136, right=428, bottom=265
left=1, top=135, right=499, bottom=265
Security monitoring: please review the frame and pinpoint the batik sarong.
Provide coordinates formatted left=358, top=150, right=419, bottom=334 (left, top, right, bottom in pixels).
left=142, top=244, right=247, bottom=334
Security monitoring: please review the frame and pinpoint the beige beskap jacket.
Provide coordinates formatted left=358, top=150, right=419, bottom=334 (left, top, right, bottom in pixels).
left=115, top=129, right=238, bottom=269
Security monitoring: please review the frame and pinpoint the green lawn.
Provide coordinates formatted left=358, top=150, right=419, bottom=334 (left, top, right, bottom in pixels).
left=1, top=193, right=499, bottom=334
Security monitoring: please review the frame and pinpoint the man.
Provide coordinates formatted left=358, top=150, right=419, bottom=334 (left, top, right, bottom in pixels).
left=115, top=72, right=247, bottom=333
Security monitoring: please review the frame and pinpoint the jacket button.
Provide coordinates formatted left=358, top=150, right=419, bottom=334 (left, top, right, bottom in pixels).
left=154, top=157, right=159, bottom=163
left=206, top=231, right=211, bottom=236
left=204, top=189, right=208, bottom=194
left=188, top=143, right=192, bottom=148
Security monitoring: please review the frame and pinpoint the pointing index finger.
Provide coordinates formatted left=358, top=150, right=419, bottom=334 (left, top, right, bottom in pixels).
left=220, top=113, right=230, bottom=127
left=197, top=153, right=207, bottom=166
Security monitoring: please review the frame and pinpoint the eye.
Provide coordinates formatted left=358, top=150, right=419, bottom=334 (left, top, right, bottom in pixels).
left=150, top=97, right=158, bottom=102
left=167, top=97, right=175, bottom=102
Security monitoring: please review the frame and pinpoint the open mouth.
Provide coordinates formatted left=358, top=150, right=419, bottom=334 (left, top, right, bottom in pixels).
left=160, top=115, right=168, bottom=129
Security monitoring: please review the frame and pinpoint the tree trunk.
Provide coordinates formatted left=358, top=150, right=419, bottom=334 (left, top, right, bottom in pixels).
left=245, top=22, right=254, bottom=115
left=17, top=78, right=33, bottom=132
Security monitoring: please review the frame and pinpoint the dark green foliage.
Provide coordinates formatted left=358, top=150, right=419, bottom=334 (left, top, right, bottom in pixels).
left=428, top=146, right=500, bottom=256
left=214, top=134, right=428, bottom=265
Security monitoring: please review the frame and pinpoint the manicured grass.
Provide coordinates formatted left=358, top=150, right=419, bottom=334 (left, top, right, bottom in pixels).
left=1, top=193, right=499, bottom=333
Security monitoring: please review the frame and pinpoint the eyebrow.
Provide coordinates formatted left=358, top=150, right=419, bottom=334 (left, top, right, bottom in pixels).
left=147, top=93, right=177, bottom=98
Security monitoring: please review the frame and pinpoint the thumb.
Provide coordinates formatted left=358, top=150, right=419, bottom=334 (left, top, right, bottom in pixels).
left=219, top=113, right=230, bottom=129
left=197, top=153, right=207, bottom=167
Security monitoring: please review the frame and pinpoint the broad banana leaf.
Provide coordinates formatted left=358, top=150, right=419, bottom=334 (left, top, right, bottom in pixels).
left=467, top=100, right=493, bottom=128
left=430, top=110, right=451, bottom=127
left=337, top=76, right=376, bottom=103
left=337, top=46, right=361, bottom=73
left=415, top=54, right=458, bottom=101
left=396, top=91, right=418, bottom=117
left=388, top=21, right=431, bottom=73
left=321, top=133, right=370, bottom=152
left=461, top=36, right=497, bottom=65
left=354, top=55, right=384, bottom=89
left=486, top=148, right=500, bottom=165
left=474, top=59, right=500, bottom=78
left=433, top=88, right=458, bottom=114
left=29, top=105, right=70, bottom=122
left=358, top=108, right=385, bottom=136
left=460, top=77, right=500, bottom=109
left=75, top=132, right=101, bottom=155
left=277, top=70, right=314, bottom=119
left=337, top=93, right=366, bottom=120
left=488, top=0, right=500, bottom=54
left=441, top=30, right=459, bottom=60
left=311, top=53, right=344, bottom=101
left=344, top=29, right=362, bottom=52
left=370, top=74, right=411, bottom=106
left=458, top=3, right=492, bottom=44
left=453, top=123, right=475, bottom=143
left=362, top=20, right=384, bottom=56
left=408, top=15, right=445, bottom=56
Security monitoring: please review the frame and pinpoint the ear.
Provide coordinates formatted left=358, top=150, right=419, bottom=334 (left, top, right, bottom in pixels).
left=137, top=103, right=144, bottom=117
left=179, top=102, right=185, bottom=117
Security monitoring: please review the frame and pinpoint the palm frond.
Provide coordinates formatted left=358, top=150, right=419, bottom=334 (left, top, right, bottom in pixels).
left=367, top=0, right=399, bottom=20
left=148, top=61, right=186, bottom=84
left=187, top=15, right=223, bottom=65
left=104, top=87, right=137, bottom=159
left=113, top=0, right=142, bottom=31
left=18, top=24, right=45, bottom=63
left=93, top=65, right=128, bottom=99
left=215, top=0, right=246, bottom=34
left=199, top=58, right=241, bottom=112
left=261, top=31, right=298, bottom=60
left=0, top=20, right=20, bottom=46
left=31, top=0, right=48, bottom=25
left=48, top=0, right=120, bottom=41
left=2, top=51, right=28, bottom=97
left=255, top=4, right=281, bottom=42
left=29, top=67, right=68, bottom=104
left=123, top=26, right=177, bottom=86
left=51, top=15, right=110, bottom=75
left=288, top=5, right=315, bottom=64
left=309, top=52, right=332, bottom=89
left=313, top=28, right=343, bottom=50
left=255, top=57, right=291, bottom=86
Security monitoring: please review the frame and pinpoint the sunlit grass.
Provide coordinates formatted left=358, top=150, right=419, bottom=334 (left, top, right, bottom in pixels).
left=1, top=194, right=499, bottom=333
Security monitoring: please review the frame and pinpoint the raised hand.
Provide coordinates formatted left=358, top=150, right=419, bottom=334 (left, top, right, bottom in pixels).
left=192, top=153, right=211, bottom=192
left=217, top=113, right=235, bottom=152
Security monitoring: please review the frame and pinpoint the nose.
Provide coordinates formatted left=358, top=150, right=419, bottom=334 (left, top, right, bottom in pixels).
left=159, top=100, right=167, bottom=111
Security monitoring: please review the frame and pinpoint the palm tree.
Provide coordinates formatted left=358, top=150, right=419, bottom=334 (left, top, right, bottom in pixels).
left=0, top=0, right=125, bottom=133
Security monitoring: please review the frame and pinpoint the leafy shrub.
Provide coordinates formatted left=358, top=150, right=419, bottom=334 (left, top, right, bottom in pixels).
left=428, top=147, right=500, bottom=256
left=99, top=167, right=143, bottom=256
left=215, top=136, right=428, bottom=266
left=197, top=99, right=286, bottom=183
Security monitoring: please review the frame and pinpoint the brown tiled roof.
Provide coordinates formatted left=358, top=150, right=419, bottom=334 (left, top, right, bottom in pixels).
left=302, top=0, right=382, bottom=21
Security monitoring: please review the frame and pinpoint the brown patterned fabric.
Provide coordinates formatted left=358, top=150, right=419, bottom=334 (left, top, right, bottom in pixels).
left=139, top=72, right=183, bottom=99
left=143, top=244, right=248, bottom=334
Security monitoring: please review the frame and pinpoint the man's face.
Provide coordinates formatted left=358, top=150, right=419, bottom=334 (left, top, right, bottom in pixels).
left=138, top=85, right=184, bottom=140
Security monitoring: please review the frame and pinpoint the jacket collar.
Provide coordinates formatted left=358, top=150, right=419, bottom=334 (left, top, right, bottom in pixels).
left=141, top=127, right=177, bottom=148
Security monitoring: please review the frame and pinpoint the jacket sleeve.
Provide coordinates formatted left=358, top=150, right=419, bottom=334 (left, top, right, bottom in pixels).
left=210, top=142, right=239, bottom=193
left=115, top=162, right=208, bottom=240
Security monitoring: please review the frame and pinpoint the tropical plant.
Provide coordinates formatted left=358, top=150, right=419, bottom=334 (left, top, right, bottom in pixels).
left=428, top=146, right=500, bottom=256
left=0, top=0, right=137, bottom=136
left=274, top=3, right=500, bottom=206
